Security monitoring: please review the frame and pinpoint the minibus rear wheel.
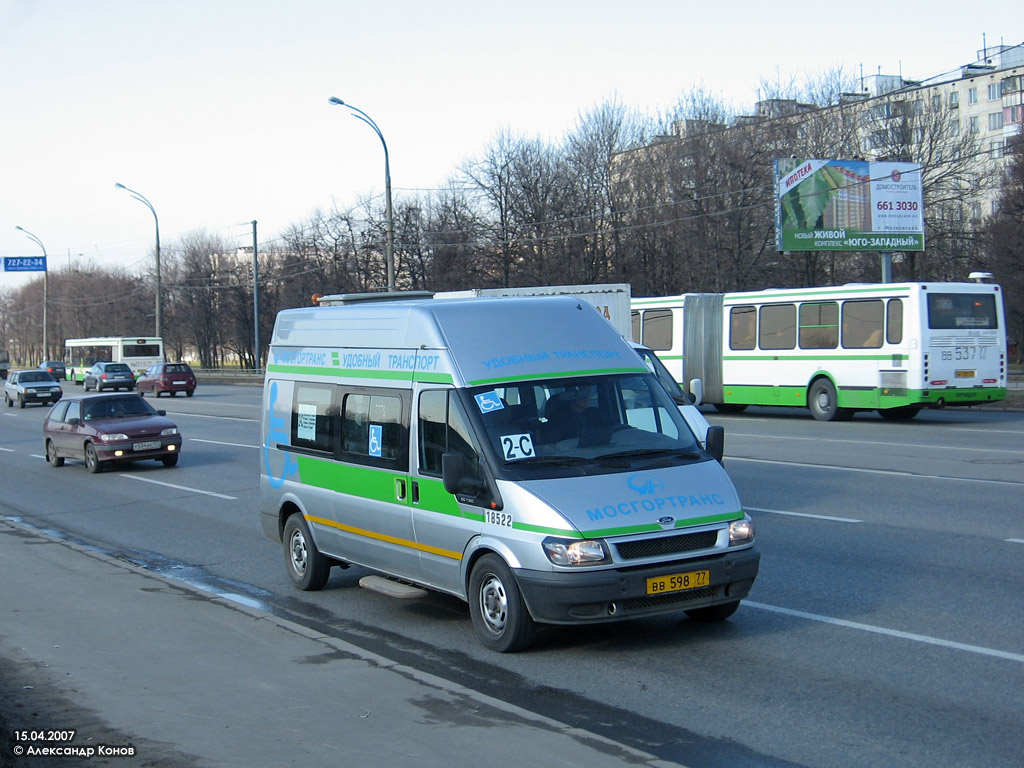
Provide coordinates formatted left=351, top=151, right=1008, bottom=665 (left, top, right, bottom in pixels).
left=283, top=513, right=330, bottom=591
left=469, top=554, right=536, bottom=653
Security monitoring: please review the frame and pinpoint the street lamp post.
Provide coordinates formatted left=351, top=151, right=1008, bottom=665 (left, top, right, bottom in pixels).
left=328, top=97, right=395, bottom=292
left=14, top=226, right=48, bottom=360
left=115, top=183, right=162, bottom=339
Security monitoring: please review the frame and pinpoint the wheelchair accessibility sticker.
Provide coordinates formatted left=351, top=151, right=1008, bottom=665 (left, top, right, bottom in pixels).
left=474, top=391, right=504, bottom=413
left=369, top=424, right=383, bottom=458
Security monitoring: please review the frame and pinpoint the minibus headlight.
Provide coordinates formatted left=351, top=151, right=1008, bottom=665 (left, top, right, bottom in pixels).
left=729, top=515, right=755, bottom=546
left=542, top=537, right=610, bottom=566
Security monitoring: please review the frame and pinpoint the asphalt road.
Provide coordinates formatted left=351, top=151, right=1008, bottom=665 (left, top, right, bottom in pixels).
left=1, top=383, right=1022, bottom=768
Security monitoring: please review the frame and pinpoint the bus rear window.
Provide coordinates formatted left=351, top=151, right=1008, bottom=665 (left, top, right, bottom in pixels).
left=927, top=294, right=998, bottom=330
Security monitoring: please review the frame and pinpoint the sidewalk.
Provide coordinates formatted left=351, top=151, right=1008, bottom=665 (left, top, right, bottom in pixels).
left=0, top=517, right=678, bottom=768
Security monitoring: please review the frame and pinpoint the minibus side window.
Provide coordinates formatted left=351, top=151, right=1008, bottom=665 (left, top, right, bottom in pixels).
left=418, top=390, right=480, bottom=478
left=341, top=391, right=405, bottom=465
left=291, top=383, right=334, bottom=453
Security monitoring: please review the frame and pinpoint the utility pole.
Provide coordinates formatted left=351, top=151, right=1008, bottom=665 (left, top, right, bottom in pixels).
left=252, top=221, right=260, bottom=374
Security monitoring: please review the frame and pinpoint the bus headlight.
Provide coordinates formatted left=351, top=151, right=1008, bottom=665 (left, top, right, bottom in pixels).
left=542, top=537, right=610, bottom=566
left=729, top=515, right=755, bottom=546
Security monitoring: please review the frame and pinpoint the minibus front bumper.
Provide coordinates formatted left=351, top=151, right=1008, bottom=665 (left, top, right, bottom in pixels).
left=514, top=546, right=760, bottom=625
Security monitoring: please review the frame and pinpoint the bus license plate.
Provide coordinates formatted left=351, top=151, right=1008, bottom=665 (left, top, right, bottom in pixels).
left=955, top=370, right=976, bottom=378
left=133, top=440, right=161, bottom=451
left=646, top=569, right=710, bottom=595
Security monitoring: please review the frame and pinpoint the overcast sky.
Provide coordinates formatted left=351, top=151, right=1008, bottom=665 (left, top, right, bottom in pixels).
left=2, top=0, right=1022, bottom=289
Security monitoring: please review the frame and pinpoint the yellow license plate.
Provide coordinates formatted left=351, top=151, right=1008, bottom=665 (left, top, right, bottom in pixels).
left=955, top=370, right=976, bottom=378
left=646, top=569, right=710, bottom=595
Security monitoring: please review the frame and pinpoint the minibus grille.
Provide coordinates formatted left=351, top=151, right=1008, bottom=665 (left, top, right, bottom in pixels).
left=615, top=530, right=718, bottom=560
left=621, top=586, right=718, bottom=611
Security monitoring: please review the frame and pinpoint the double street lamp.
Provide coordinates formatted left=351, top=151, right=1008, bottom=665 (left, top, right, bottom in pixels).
left=115, top=183, right=162, bottom=339
left=14, top=226, right=48, bottom=360
left=328, top=97, right=395, bottom=292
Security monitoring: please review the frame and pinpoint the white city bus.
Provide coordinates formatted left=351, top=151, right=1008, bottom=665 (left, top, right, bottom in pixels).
left=631, top=282, right=1007, bottom=421
left=64, top=337, right=165, bottom=383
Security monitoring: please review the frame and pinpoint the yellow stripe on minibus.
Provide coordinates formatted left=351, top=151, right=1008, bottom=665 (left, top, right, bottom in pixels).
left=305, top=515, right=463, bottom=561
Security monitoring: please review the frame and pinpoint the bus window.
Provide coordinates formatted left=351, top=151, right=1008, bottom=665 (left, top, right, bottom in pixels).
left=642, top=310, right=673, bottom=351
left=631, top=311, right=641, bottom=343
left=927, top=293, right=998, bottom=329
left=842, top=300, right=884, bottom=348
left=729, top=306, right=756, bottom=350
left=291, top=383, right=335, bottom=453
left=886, top=299, right=904, bottom=344
left=799, top=302, right=838, bottom=349
left=759, top=304, right=796, bottom=350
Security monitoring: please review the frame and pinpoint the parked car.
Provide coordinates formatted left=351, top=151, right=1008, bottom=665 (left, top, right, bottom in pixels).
left=136, top=362, right=197, bottom=397
left=83, top=362, right=135, bottom=391
left=39, top=360, right=67, bottom=381
left=5, top=369, right=63, bottom=408
left=42, top=392, right=181, bottom=473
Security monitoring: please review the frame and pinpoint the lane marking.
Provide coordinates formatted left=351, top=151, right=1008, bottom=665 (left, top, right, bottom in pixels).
left=166, top=412, right=257, bottom=423
left=746, top=601, right=1024, bottom=664
left=726, top=431, right=1024, bottom=455
left=0, top=447, right=15, bottom=452
left=1006, top=539, right=1024, bottom=545
left=727, top=456, right=1024, bottom=487
left=118, top=474, right=238, bottom=500
left=190, top=438, right=259, bottom=449
left=747, top=506, right=861, bottom=523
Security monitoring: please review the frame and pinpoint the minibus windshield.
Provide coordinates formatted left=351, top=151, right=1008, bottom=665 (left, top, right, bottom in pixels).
left=468, top=373, right=703, bottom=475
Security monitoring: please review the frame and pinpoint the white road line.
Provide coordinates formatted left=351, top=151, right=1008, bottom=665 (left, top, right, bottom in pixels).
left=746, top=506, right=862, bottom=523
left=727, top=456, right=1024, bottom=486
left=118, top=474, right=238, bottom=500
left=726, top=431, right=1024, bottom=455
left=0, top=447, right=15, bottom=452
left=1006, top=539, right=1024, bottom=545
left=189, top=438, right=260, bottom=449
left=168, top=412, right=257, bottom=423
left=746, top=601, right=1024, bottom=664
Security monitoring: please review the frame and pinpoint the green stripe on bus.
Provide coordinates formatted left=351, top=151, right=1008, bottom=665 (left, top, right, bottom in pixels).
left=720, top=384, right=1006, bottom=409
left=583, top=510, right=742, bottom=538
left=266, top=363, right=454, bottom=384
left=723, top=354, right=908, bottom=362
left=467, top=366, right=646, bottom=387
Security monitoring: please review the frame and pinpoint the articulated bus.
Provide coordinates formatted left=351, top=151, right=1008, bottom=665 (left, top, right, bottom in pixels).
left=631, top=282, right=1007, bottom=421
left=64, top=337, right=165, bottom=383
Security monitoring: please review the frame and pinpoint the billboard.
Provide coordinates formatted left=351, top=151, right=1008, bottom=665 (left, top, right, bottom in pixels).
left=774, top=159, right=924, bottom=252
left=2, top=256, right=47, bottom=272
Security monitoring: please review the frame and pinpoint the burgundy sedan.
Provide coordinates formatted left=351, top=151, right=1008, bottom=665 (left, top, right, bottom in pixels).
left=136, top=362, right=197, bottom=397
left=43, top=393, right=182, bottom=473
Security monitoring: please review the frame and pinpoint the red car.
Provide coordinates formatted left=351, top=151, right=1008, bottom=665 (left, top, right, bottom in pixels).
left=136, top=362, right=197, bottom=397
left=43, top=393, right=182, bottom=473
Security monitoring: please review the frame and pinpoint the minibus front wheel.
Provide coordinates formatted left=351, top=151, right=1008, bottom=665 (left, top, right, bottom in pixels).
left=468, top=554, right=536, bottom=653
left=283, top=513, right=330, bottom=591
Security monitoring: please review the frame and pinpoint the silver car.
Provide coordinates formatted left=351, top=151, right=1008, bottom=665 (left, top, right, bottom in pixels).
left=5, top=369, right=63, bottom=408
left=83, top=362, right=136, bottom=392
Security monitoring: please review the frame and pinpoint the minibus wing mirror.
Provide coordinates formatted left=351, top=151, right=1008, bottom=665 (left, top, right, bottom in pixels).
left=442, top=452, right=483, bottom=496
left=705, top=425, right=725, bottom=463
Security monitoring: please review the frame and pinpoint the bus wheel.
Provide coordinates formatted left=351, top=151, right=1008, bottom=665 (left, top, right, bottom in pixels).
left=469, top=554, right=536, bottom=653
left=713, top=403, right=747, bottom=414
left=808, top=379, right=848, bottom=421
left=283, top=514, right=330, bottom=591
left=879, top=406, right=920, bottom=421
